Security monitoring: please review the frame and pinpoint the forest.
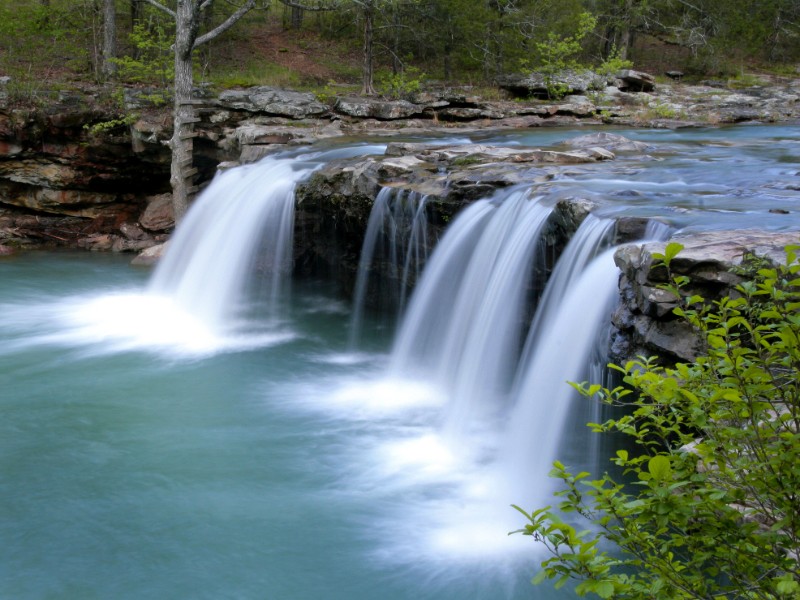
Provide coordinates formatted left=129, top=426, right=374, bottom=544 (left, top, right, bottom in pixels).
left=1, top=0, right=799, bottom=104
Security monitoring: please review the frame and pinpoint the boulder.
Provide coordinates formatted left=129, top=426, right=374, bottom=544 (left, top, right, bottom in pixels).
left=120, top=221, right=149, bottom=241
left=139, top=193, right=175, bottom=232
left=563, top=132, right=652, bottom=153
left=217, top=87, right=328, bottom=118
left=334, top=97, right=423, bottom=120
left=131, top=242, right=169, bottom=266
left=616, top=69, right=656, bottom=93
left=497, top=70, right=602, bottom=98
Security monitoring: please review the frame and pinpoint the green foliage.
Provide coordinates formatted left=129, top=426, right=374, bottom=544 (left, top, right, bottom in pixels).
left=84, top=113, right=139, bottom=137
left=529, top=12, right=596, bottom=99
left=727, top=72, right=768, bottom=89
left=83, top=87, right=138, bottom=137
left=111, top=22, right=174, bottom=91
left=377, top=66, right=425, bottom=99
left=514, top=244, right=800, bottom=599
left=595, top=45, right=633, bottom=80
left=0, top=0, right=99, bottom=99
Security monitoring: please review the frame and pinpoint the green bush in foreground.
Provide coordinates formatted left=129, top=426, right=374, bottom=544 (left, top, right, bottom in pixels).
left=514, top=243, right=800, bottom=599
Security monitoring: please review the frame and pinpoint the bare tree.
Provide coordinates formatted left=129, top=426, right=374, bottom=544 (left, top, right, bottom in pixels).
left=141, top=0, right=257, bottom=220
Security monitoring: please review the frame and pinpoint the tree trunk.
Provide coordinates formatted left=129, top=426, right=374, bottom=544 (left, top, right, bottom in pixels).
left=291, top=5, right=303, bottom=29
left=102, top=0, right=117, bottom=78
left=161, top=0, right=253, bottom=221
left=361, top=1, right=375, bottom=95
left=131, top=0, right=141, bottom=23
left=170, top=0, right=200, bottom=222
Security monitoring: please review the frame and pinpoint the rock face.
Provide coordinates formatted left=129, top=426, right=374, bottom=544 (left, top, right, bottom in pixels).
left=612, top=230, right=800, bottom=364
left=334, top=97, right=423, bottom=120
left=2, top=78, right=799, bottom=266
left=0, top=91, right=173, bottom=250
left=294, top=141, right=616, bottom=295
left=615, top=69, right=656, bottom=92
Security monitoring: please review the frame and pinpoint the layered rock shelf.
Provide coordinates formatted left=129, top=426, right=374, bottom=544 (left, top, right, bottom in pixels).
left=1, top=75, right=799, bottom=364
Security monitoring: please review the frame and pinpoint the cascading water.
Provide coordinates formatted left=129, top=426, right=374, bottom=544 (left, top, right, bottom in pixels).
left=500, top=216, right=673, bottom=505
left=390, top=188, right=552, bottom=439
left=349, top=187, right=430, bottom=346
left=148, top=156, right=312, bottom=333
left=502, top=247, right=620, bottom=503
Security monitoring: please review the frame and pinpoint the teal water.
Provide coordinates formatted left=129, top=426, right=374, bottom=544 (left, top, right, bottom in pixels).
left=0, top=252, right=550, bottom=599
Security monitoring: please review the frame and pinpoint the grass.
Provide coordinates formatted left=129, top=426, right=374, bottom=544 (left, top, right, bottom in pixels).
left=726, top=72, right=768, bottom=89
left=207, top=62, right=304, bottom=90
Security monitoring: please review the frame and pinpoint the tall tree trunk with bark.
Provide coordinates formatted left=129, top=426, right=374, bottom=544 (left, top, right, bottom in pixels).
left=291, top=6, right=303, bottom=29
left=361, top=1, right=375, bottom=95
left=143, top=0, right=255, bottom=222
left=170, top=0, right=200, bottom=221
left=102, top=0, right=117, bottom=78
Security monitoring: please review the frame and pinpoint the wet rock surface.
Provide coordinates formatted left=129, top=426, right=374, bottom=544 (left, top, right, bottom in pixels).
left=612, top=230, right=800, bottom=364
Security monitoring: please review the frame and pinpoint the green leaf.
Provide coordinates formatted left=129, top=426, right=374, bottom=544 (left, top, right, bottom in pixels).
left=595, top=580, right=614, bottom=599
left=648, top=456, right=672, bottom=482
left=775, top=577, right=799, bottom=595
left=664, top=242, right=684, bottom=263
left=532, top=570, right=548, bottom=585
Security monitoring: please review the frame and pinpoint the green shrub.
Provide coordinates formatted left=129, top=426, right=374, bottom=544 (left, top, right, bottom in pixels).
left=378, top=66, right=426, bottom=99
left=112, top=22, right=174, bottom=91
left=514, top=242, right=800, bottom=599
left=529, top=11, right=596, bottom=100
left=595, top=46, right=633, bottom=80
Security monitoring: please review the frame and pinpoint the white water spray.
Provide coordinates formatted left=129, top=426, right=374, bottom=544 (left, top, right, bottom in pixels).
left=148, top=157, right=314, bottom=334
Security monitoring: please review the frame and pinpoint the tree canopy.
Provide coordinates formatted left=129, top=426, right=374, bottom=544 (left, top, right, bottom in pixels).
left=1, top=0, right=798, bottom=100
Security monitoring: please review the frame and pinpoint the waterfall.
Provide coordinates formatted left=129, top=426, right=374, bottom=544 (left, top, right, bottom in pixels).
left=148, top=155, right=318, bottom=334
left=502, top=248, right=621, bottom=502
left=390, top=187, right=553, bottom=439
left=349, top=187, right=430, bottom=346
left=500, top=216, right=673, bottom=504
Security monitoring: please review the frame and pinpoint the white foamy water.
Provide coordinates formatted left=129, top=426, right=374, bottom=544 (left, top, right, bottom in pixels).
left=0, top=292, right=296, bottom=358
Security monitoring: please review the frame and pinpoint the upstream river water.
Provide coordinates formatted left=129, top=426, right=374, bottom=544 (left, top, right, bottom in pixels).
left=0, top=124, right=798, bottom=599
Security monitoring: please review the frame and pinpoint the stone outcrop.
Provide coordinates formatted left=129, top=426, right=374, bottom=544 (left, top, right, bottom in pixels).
left=563, top=131, right=653, bottom=153
left=497, top=70, right=604, bottom=98
left=2, top=76, right=799, bottom=259
left=612, top=230, right=800, bottom=364
left=216, top=87, right=328, bottom=118
left=335, top=97, right=422, bottom=120
left=615, top=69, right=656, bottom=92
left=0, top=90, right=173, bottom=250
left=293, top=140, right=617, bottom=294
